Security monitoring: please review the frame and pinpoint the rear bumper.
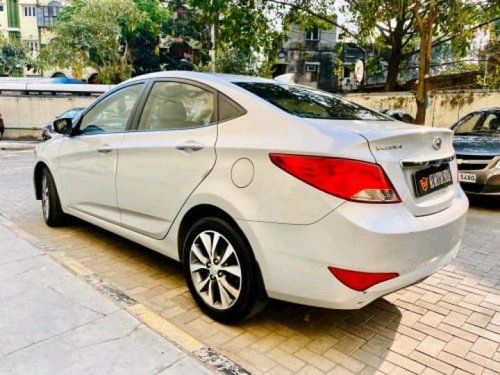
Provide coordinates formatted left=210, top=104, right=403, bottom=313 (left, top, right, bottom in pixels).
left=239, top=187, right=468, bottom=309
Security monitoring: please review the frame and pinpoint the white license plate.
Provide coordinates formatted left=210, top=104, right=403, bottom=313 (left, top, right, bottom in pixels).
left=459, top=172, right=477, bottom=183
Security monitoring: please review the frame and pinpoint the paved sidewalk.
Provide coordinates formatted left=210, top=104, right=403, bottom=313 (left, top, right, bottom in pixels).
left=0, top=222, right=212, bottom=375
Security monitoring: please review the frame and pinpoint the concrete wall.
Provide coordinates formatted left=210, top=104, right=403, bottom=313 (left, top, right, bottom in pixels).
left=1, top=95, right=97, bottom=138
left=345, top=90, right=500, bottom=128
left=1, top=89, right=499, bottom=139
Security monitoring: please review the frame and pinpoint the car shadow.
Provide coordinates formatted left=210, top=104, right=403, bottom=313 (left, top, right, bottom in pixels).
left=467, top=194, right=500, bottom=209
left=450, top=195, right=500, bottom=285
left=243, top=298, right=402, bottom=373
left=54, top=217, right=402, bottom=374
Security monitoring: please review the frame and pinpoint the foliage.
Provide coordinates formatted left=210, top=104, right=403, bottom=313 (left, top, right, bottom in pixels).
left=161, top=1, right=210, bottom=70
left=187, top=0, right=284, bottom=76
left=37, top=0, right=142, bottom=83
left=265, top=0, right=350, bottom=38
left=476, top=18, right=500, bottom=89
left=122, top=0, right=169, bottom=76
left=0, top=35, right=34, bottom=76
left=477, top=65, right=500, bottom=89
left=410, top=0, right=497, bottom=123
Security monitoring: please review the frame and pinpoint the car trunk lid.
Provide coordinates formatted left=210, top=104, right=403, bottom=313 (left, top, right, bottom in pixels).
left=305, top=119, right=457, bottom=216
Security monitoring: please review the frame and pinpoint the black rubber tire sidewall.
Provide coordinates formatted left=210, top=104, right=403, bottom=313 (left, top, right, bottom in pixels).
left=42, top=168, right=67, bottom=227
left=182, top=216, right=262, bottom=324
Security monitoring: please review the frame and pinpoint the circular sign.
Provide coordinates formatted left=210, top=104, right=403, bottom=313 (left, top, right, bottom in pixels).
left=354, top=59, right=364, bottom=84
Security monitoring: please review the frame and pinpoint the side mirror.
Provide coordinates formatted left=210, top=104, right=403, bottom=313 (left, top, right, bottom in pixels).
left=53, top=118, right=73, bottom=135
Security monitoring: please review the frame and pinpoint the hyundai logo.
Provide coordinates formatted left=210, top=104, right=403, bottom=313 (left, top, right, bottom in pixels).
left=432, top=137, right=442, bottom=150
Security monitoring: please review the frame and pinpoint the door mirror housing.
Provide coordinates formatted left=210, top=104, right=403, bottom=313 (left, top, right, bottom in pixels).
left=53, top=118, right=73, bottom=135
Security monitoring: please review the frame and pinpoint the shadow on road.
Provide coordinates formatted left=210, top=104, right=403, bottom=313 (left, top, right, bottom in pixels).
left=56, top=216, right=402, bottom=374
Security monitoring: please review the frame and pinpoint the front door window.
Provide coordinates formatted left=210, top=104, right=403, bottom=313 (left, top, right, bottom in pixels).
left=79, top=84, right=144, bottom=135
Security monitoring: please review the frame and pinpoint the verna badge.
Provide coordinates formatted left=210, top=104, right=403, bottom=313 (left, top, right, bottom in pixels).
left=432, top=137, right=442, bottom=150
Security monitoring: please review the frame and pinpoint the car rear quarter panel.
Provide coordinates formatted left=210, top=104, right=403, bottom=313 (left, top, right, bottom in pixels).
left=188, top=103, right=376, bottom=225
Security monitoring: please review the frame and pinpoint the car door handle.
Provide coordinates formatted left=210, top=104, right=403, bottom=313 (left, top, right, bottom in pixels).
left=175, top=142, right=204, bottom=153
left=97, top=145, right=114, bottom=154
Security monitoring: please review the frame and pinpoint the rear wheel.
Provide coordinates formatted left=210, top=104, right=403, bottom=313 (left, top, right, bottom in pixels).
left=41, top=168, right=67, bottom=227
left=183, top=217, right=267, bottom=324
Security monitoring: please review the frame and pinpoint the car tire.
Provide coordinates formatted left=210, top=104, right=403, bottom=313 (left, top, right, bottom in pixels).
left=182, top=216, right=267, bottom=324
left=41, top=168, right=67, bottom=227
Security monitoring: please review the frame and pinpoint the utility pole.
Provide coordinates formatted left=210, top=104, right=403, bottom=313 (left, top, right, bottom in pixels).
left=210, top=11, right=218, bottom=72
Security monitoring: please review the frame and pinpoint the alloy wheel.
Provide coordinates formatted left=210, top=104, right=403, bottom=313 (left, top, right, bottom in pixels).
left=41, top=174, right=50, bottom=220
left=189, top=230, right=242, bottom=310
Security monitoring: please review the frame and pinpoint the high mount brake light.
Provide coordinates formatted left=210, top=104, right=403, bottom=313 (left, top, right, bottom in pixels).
left=328, top=267, right=399, bottom=291
left=269, top=154, right=401, bottom=203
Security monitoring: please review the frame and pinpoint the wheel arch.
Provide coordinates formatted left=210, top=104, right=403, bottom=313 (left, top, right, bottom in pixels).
left=177, top=204, right=267, bottom=294
left=178, top=204, right=240, bottom=260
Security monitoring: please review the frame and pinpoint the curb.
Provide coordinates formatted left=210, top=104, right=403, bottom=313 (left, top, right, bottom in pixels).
left=0, top=218, right=251, bottom=375
left=0, top=141, right=39, bottom=151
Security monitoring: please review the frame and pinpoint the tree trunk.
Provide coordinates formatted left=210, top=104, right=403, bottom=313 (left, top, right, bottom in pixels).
left=384, top=23, right=404, bottom=92
left=414, top=32, right=428, bottom=124
left=413, top=1, right=437, bottom=125
left=384, top=46, right=403, bottom=91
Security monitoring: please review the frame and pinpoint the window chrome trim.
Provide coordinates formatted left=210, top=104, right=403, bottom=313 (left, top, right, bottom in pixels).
left=400, top=155, right=455, bottom=168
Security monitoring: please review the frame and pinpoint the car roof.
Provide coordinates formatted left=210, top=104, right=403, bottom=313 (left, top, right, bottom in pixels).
left=469, top=108, right=500, bottom=113
left=126, top=71, right=275, bottom=87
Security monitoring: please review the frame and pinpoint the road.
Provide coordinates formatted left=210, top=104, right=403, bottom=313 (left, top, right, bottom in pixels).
left=1, top=149, right=499, bottom=374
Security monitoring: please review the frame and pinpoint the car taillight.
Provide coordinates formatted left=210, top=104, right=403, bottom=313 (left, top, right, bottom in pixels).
left=328, top=267, right=399, bottom=291
left=269, top=154, right=400, bottom=203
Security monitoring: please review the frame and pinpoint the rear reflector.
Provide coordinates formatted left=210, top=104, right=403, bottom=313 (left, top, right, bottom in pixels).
left=269, top=154, right=400, bottom=203
left=328, top=267, right=399, bottom=291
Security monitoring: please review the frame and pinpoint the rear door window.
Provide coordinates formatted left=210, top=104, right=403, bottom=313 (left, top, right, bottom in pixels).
left=137, top=81, right=215, bottom=131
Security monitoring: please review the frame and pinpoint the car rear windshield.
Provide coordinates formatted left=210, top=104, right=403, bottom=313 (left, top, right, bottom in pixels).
left=235, top=82, right=388, bottom=121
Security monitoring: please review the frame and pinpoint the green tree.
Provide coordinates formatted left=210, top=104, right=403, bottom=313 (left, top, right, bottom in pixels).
left=0, top=35, right=33, bottom=76
left=121, top=0, right=169, bottom=76
left=187, top=0, right=283, bottom=76
left=38, top=0, right=142, bottom=83
left=161, top=1, right=211, bottom=70
left=411, top=0, right=498, bottom=123
left=268, top=0, right=498, bottom=92
left=268, top=0, right=498, bottom=124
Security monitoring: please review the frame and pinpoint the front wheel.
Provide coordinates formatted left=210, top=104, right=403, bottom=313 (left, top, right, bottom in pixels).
left=183, top=217, right=267, bottom=324
left=41, top=168, right=67, bottom=227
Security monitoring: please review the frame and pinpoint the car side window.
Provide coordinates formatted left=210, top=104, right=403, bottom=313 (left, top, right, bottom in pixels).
left=79, top=84, right=143, bottom=135
left=481, top=113, right=500, bottom=132
left=137, top=81, right=214, bottom=131
left=454, top=113, right=482, bottom=134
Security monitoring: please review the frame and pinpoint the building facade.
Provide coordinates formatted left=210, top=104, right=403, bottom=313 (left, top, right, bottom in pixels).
left=0, top=0, right=64, bottom=76
left=275, top=23, right=338, bottom=92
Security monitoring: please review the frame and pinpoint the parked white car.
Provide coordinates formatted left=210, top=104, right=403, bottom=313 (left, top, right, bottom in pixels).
left=34, top=71, right=468, bottom=323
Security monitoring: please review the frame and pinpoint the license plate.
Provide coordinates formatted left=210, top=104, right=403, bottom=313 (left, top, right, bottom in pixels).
left=459, top=172, right=476, bottom=183
left=413, top=164, right=453, bottom=197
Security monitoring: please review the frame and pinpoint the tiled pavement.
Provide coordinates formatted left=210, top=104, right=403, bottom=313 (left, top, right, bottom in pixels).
left=1, top=149, right=499, bottom=374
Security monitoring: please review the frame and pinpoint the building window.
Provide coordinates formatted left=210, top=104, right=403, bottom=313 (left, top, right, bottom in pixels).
left=0, top=4, right=4, bottom=12
left=305, top=28, right=320, bottom=41
left=26, top=40, right=39, bottom=53
left=305, top=63, right=319, bottom=82
left=37, top=1, right=62, bottom=28
left=23, top=6, right=37, bottom=17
